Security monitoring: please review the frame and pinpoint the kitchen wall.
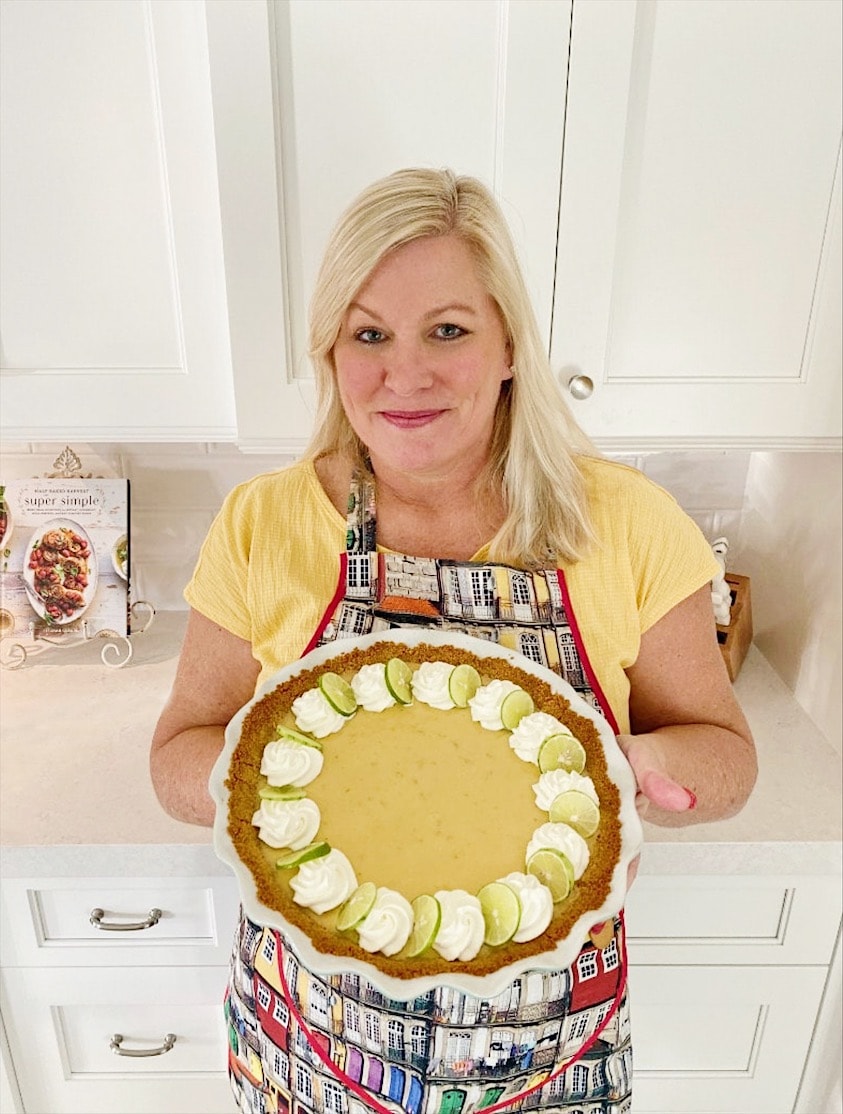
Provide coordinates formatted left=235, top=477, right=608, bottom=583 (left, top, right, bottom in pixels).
left=1, top=440, right=839, bottom=746
left=734, top=452, right=842, bottom=749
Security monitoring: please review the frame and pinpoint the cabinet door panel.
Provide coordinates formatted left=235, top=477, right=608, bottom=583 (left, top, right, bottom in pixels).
left=0, top=876, right=240, bottom=968
left=206, top=0, right=572, bottom=450
left=2, top=966, right=232, bottom=1114
left=625, top=874, right=842, bottom=966
left=0, top=0, right=236, bottom=441
left=630, top=964, right=827, bottom=1114
left=552, top=0, right=842, bottom=446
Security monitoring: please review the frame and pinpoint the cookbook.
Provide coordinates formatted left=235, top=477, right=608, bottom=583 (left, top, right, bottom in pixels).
left=0, top=478, right=130, bottom=637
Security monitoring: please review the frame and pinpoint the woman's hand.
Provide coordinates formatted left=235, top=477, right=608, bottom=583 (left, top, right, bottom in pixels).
left=616, top=732, right=697, bottom=820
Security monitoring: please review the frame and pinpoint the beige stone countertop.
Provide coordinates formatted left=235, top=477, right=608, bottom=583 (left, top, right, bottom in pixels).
left=1, top=611, right=840, bottom=879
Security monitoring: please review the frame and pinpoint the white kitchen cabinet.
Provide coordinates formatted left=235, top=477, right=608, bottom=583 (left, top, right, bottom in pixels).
left=1, top=968, right=233, bottom=1114
left=625, top=873, right=843, bottom=1114
left=0, top=0, right=237, bottom=442
left=0, top=875, right=239, bottom=967
left=551, top=0, right=843, bottom=448
left=0, top=872, right=240, bottom=1113
left=2, top=0, right=840, bottom=451
left=630, top=964, right=828, bottom=1114
left=0, top=0, right=572, bottom=451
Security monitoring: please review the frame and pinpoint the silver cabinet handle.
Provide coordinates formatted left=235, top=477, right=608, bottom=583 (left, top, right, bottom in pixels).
left=90, top=907, right=162, bottom=931
left=567, top=374, right=594, bottom=399
left=110, top=1033, right=176, bottom=1057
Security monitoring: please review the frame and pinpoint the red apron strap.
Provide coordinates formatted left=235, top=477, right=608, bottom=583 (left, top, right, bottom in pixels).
left=555, top=569, right=621, bottom=734
left=301, top=552, right=349, bottom=656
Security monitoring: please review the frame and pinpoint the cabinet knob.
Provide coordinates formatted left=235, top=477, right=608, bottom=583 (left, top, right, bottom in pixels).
left=110, top=1033, right=177, bottom=1057
left=567, top=374, right=594, bottom=400
left=90, top=907, right=162, bottom=931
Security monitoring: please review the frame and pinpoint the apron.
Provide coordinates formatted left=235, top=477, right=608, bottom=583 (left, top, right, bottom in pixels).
left=224, top=474, right=633, bottom=1114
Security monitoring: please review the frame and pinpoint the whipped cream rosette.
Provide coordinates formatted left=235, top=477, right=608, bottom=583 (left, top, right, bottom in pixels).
left=260, top=739, right=323, bottom=786
left=251, top=797, right=321, bottom=850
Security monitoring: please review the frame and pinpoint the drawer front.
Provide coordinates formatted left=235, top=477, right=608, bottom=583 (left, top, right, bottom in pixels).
left=626, top=874, right=841, bottom=965
left=630, top=963, right=828, bottom=1114
left=0, top=876, right=240, bottom=967
left=2, top=966, right=233, bottom=1114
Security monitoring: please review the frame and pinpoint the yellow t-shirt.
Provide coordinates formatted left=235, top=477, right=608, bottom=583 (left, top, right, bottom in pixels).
left=184, top=457, right=719, bottom=732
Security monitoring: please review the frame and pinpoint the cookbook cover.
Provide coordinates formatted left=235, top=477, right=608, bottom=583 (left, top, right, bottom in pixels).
left=0, top=478, right=130, bottom=637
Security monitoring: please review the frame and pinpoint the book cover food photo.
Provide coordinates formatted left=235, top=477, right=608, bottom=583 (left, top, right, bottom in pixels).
left=0, top=478, right=130, bottom=637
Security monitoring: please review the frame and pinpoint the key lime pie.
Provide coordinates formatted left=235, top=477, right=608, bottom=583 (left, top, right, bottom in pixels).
left=220, top=633, right=632, bottom=981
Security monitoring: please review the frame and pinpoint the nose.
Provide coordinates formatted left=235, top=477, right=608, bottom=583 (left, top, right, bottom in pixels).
left=381, top=341, right=433, bottom=396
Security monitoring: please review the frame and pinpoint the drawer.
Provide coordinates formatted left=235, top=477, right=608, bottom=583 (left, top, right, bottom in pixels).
left=0, top=876, right=240, bottom=967
left=1, top=965, right=233, bottom=1114
left=629, top=963, right=828, bottom=1114
left=625, top=874, right=841, bottom=965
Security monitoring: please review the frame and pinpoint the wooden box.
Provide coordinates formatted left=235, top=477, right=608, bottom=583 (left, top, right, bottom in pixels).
left=717, top=573, right=753, bottom=681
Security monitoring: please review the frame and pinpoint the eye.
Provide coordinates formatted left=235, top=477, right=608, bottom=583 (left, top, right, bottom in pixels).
left=433, top=323, right=466, bottom=340
left=354, top=327, right=387, bottom=344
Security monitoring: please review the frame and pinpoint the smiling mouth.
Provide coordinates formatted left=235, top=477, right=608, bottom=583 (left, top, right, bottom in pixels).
left=379, top=410, right=444, bottom=428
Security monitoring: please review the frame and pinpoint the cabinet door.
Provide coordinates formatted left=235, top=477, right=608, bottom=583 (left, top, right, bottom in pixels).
left=1, top=966, right=232, bottom=1114
left=205, top=0, right=572, bottom=451
left=629, top=963, right=828, bottom=1114
left=551, top=0, right=843, bottom=448
left=0, top=0, right=236, bottom=441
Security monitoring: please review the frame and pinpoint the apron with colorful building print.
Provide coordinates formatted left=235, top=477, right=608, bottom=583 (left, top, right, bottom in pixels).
left=224, top=474, right=633, bottom=1114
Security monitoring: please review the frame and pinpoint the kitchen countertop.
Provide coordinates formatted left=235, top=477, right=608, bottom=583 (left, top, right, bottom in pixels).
left=1, top=610, right=840, bottom=879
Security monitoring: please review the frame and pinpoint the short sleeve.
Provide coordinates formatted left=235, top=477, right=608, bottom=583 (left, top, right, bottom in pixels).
left=628, top=479, right=721, bottom=634
left=183, top=481, right=256, bottom=642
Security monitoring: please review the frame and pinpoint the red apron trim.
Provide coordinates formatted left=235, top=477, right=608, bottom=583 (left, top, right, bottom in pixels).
left=277, top=914, right=627, bottom=1114
left=555, top=570, right=620, bottom=735
left=302, top=552, right=349, bottom=656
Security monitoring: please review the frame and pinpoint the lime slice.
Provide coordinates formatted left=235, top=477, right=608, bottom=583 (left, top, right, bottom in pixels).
left=549, top=790, right=600, bottom=838
left=318, top=672, right=358, bottom=717
left=258, top=784, right=307, bottom=801
left=477, top=881, right=521, bottom=947
left=405, top=894, right=441, bottom=957
left=277, top=725, right=323, bottom=750
left=384, top=658, right=413, bottom=705
left=526, top=848, right=574, bottom=902
left=500, top=688, right=535, bottom=730
left=537, top=732, right=587, bottom=774
left=448, top=663, right=482, bottom=708
left=275, top=841, right=331, bottom=869
left=336, top=881, right=378, bottom=931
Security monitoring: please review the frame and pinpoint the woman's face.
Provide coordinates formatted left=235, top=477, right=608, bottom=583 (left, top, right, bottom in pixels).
left=332, top=234, right=513, bottom=481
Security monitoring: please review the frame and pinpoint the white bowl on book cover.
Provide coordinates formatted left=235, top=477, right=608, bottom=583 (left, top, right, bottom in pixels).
left=111, top=534, right=129, bottom=581
left=210, top=628, right=643, bottom=998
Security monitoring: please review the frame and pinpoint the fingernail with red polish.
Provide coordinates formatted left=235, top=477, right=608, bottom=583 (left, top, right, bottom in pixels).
left=684, top=788, right=697, bottom=810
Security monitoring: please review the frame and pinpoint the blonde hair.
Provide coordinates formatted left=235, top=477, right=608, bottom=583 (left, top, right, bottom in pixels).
left=305, top=168, right=598, bottom=565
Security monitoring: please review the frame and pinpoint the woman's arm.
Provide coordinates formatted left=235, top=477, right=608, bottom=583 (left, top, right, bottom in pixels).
left=618, top=584, right=757, bottom=827
left=150, top=609, right=261, bottom=827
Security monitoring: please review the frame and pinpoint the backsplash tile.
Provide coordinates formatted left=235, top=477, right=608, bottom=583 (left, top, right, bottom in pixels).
left=639, top=450, right=750, bottom=511
left=129, top=509, right=217, bottom=611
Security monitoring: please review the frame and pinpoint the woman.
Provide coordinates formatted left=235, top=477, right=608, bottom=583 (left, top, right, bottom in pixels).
left=151, top=168, right=756, bottom=1113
